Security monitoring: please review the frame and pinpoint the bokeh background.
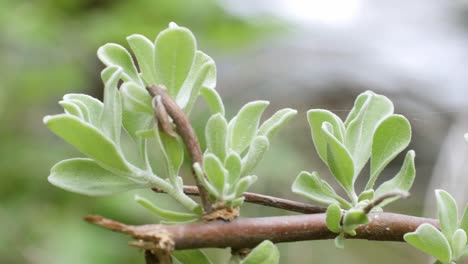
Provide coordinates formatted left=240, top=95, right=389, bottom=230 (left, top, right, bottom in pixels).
left=2, top=0, right=468, bottom=263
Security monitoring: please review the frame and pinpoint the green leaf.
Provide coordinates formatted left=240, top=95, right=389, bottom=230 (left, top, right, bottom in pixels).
left=67, top=99, right=91, bottom=122
left=358, top=189, right=374, bottom=202
left=334, top=233, right=345, bottom=249
left=374, top=150, right=415, bottom=207
left=233, top=175, right=257, bottom=198
left=135, top=195, right=198, bottom=222
left=44, top=114, right=131, bottom=174
left=203, top=153, right=227, bottom=194
left=367, top=114, right=411, bottom=189
left=100, top=67, right=123, bottom=144
left=451, top=229, right=467, bottom=260
left=205, top=114, right=228, bottom=161
left=307, top=109, right=346, bottom=163
left=258, top=108, right=297, bottom=140
left=225, top=151, right=242, bottom=186
left=228, top=101, right=269, bottom=153
left=404, top=223, right=452, bottom=263
left=193, top=162, right=220, bottom=198
left=120, top=82, right=152, bottom=114
left=291, top=171, right=350, bottom=208
left=344, top=91, right=394, bottom=176
left=326, top=204, right=342, bottom=233
left=48, top=158, right=143, bottom=196
left=240, top=136, right=269, bottom=176
left=154, top=22, right=196, bottom=98
left=241, top=240, right=279, bottom=264
left=59, top=101, right=83, bottom=119
left=63, top=94, right=104, bottom=127
left=97, top=43, right=140, bottom=84
left=459, top=205, right=468, bottom=236
left=436, top=189, right=459, bottom=239
left=177, top=51, right=216, bottom=112
left=158, top=130, right=185, bottom=180
left=173, top=250, right=213, bottom=264
left=342, top=209, right=369, bottom=234
left=322, top=122, right=355, bottom=196
left=200, top=87, right=225, bottom=116
left=127, top=34, right=157, bottom=85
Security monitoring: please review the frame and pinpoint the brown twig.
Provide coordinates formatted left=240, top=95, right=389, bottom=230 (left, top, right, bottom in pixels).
left=85, top=213, right=438, bottom=250
left=146, top=85, right=212, bottom=213
left=363, top=191, right=410, bottom=214
left=152, top=185, right=326, bottom=214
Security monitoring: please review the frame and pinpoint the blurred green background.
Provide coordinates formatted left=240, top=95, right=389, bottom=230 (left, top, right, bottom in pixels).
left=1, top=0, right=466, bottom=263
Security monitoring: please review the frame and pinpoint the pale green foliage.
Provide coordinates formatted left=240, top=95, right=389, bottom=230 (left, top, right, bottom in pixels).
left=325, top=203, right=342, bottom=233
left=292, top=91, right=414, bottom=244
left=405, top=224, right=452, bottom=263
left=405, top=190, right=468, bottom=263
left=49, top=158, right=145, bottom=196
left=240, top=240, right=280, bottom=264
left=198, top=100, right=297, bottom=206
left=173, top=250, right=213, bottom=264
left=44, top=23, right=226, bottom=219
left=134, top=195, right=198, bottom=223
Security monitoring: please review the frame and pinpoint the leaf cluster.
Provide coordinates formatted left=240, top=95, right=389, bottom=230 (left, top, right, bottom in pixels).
left=292, top=91, right=415, bottom=245
left=405, top=190, right=468, bottom=264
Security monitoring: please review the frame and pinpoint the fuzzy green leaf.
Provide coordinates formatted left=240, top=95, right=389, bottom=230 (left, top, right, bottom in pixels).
left=120, top=82, right=152, bottom=114
left=177, top=51, right=216, bottom=112
left=345, top=91, right=394, bottom=176
left=203, top=153, right=227, bottom=194
left=200, top=87, right=225, bottom=116
left=258, top=108, right=297, bottom=140
left=241, top=240, right=279, bottom=264
left=228, top=101, right=269, bottom=154
left=368, top=114, right=411, bottom=189
left=154, top=22, right=196, bottom=98
left=100, top=67, right=123, bottom=144
left=44, top=114, right=131, bottom=174
left=374, top=150, right=415, bottom=206
left=326, top=204, right=342, bottom=233
left=193, top=163, right=219, bottom=198
left=241, top=136, right=269, bottom=176
left=173, top=250, right=213, bottom=264
left=63, top=94, right=103, bottom=127
left=334, top=233, right=345, bottom=249
left=225, top=151, right=242, bottom=186
left=292, top=171, right=348, bottom=208
left=205, top=114, right=228, bottom=161
left=322, top=122, right=355, bottom=195
left=158, top=130, right=185, bottom=179
left=127, top=34, right=157, bottom=84
left=404, top=223, right=452, bottom=263
left=459, top=205, right=468, bottom=236
left=122, top=109, right=153, bottom=142
left=135, top=195, right=198, bottom=222
left=358, top=189, right=374, bottom=202
left=307, top=109, right=346, bottom=163
left=59, top=101, right=83, bottom=119
left=451, top=229, right=467, bottom=260
left=436, top=189, right=459, bottom=239
left=97, top=44, right=140, bottom=84
left=342, top=209, right=369, bottom=234
left=48, top=158, right=142, bottom=196
left=233, top=175, right=257, bottom=198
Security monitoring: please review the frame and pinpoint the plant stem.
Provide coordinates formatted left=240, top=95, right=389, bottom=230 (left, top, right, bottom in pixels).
left=152, top=185, right=327, bottom=214
left=363, top=191, right=410, bottom=214
left=85, top=212, right=439, bottom=250
left=146, top=85, right=213, bottom=213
